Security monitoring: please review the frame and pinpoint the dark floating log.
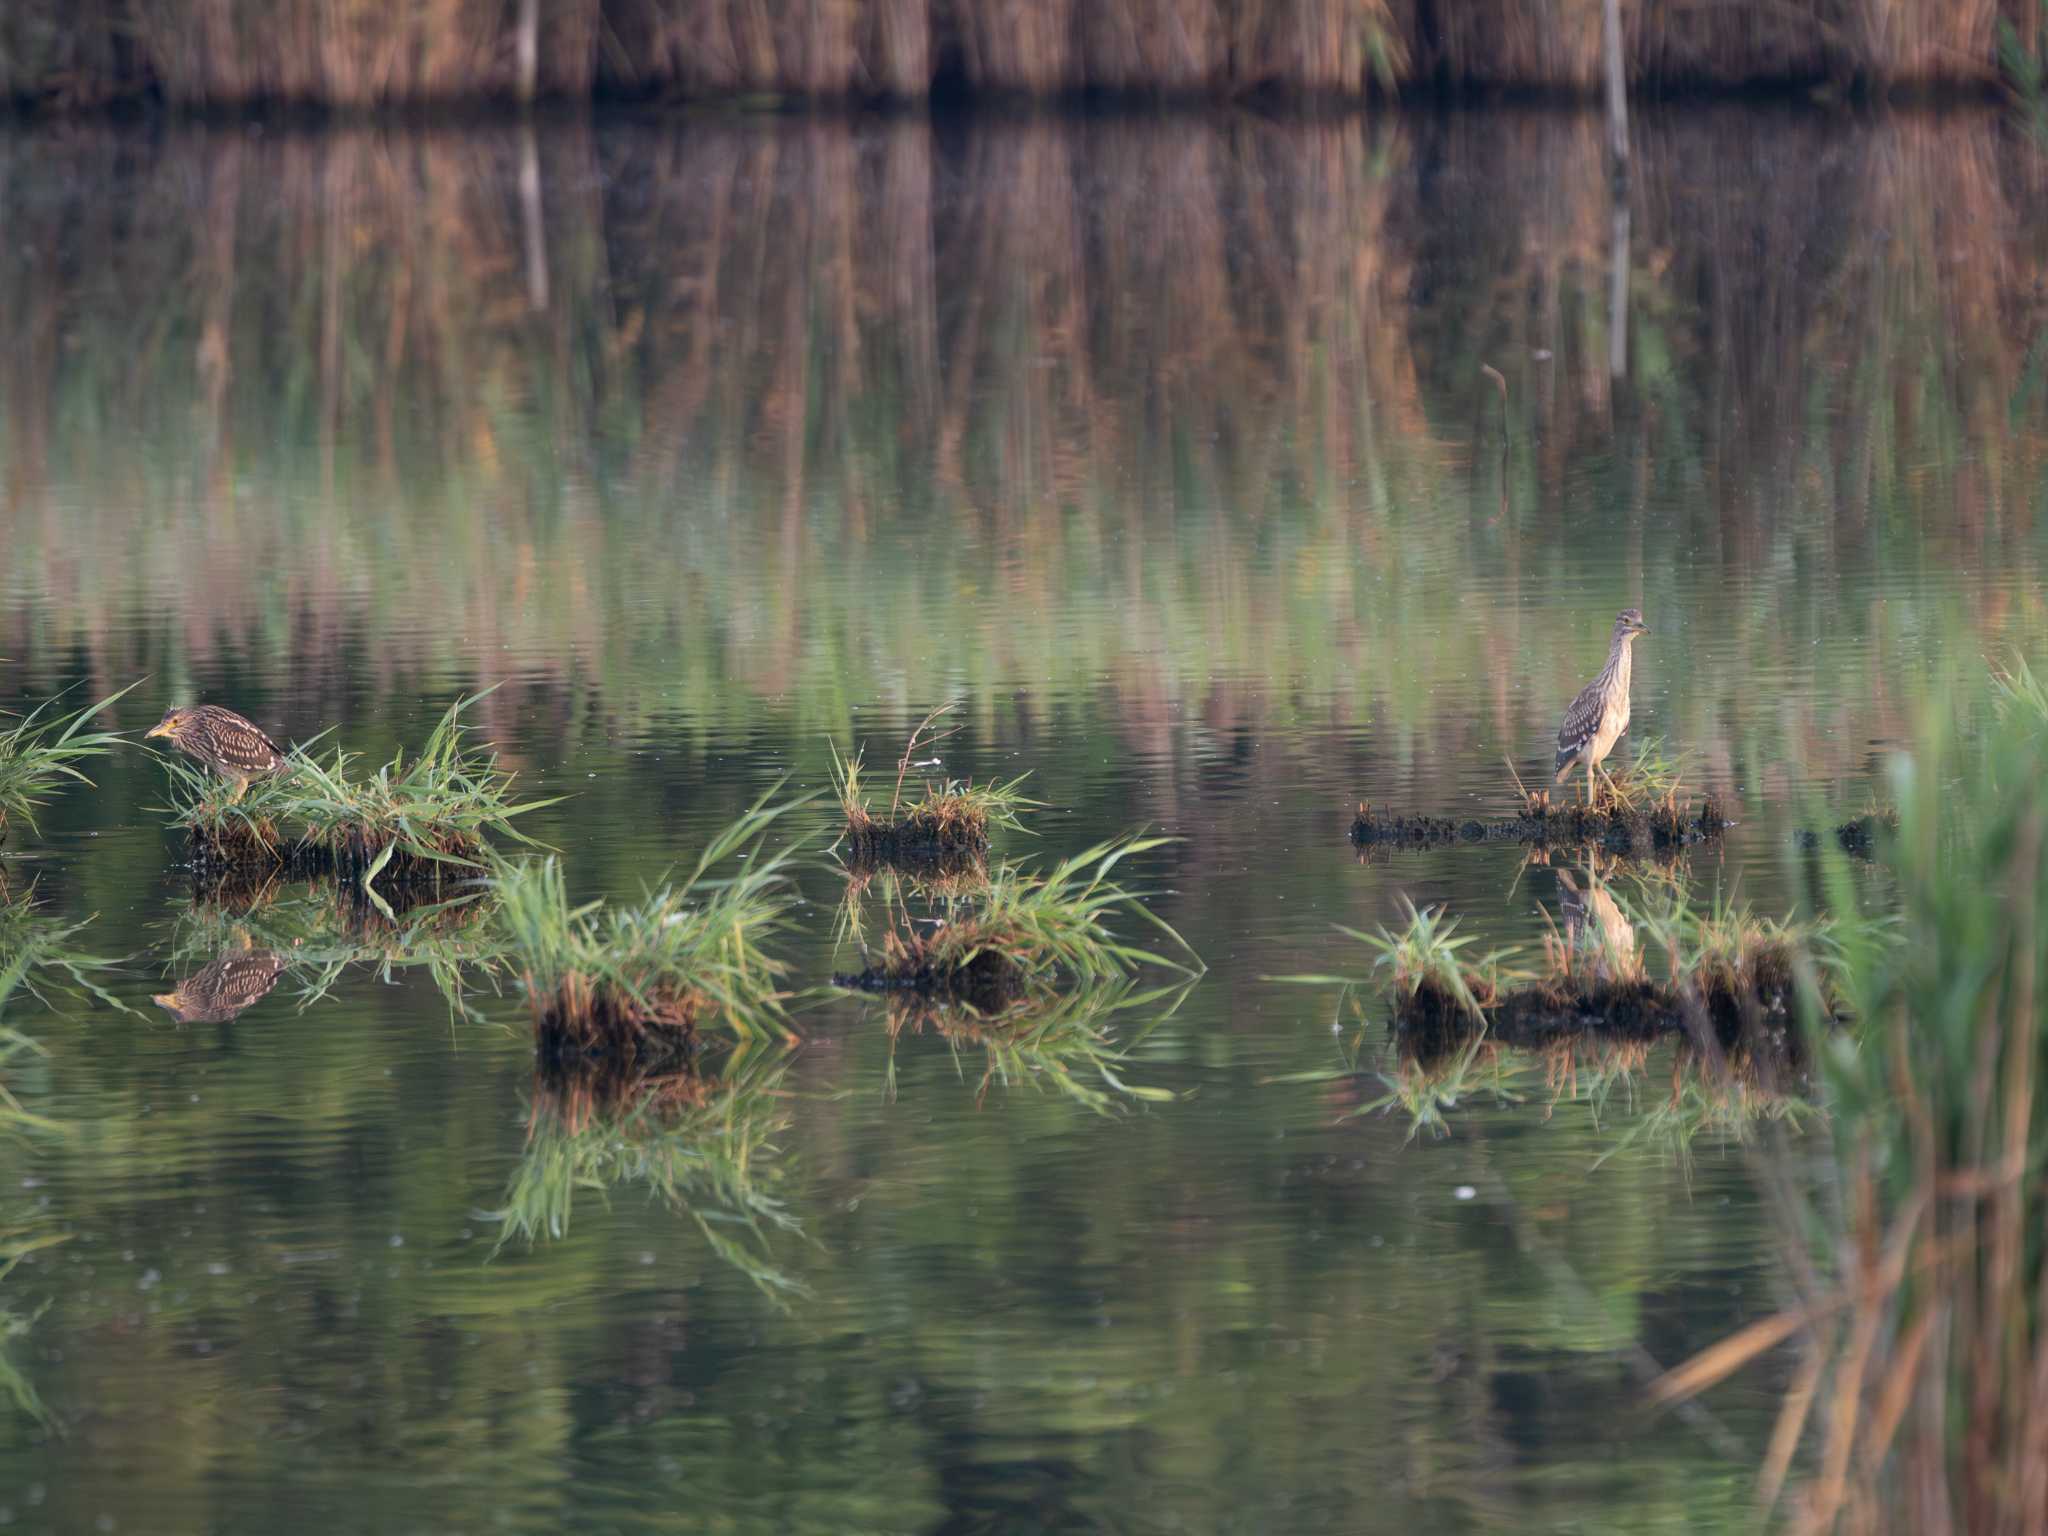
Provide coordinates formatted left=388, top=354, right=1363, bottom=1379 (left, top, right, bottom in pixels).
left=1350, top=794, right=1727, bottom=854
left=1395, top=955, right=1813, bottom=1067
left=842, top=813, right=991, bottom=865
left=1794, top=811, right=1897, bottom=859
left=832, top=947, right=1028, bottom=1015
left=183, top=821, right=486, bottom=886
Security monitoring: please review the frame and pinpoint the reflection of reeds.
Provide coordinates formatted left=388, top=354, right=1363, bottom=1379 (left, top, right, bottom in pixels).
left=875, top=977, right=1186, bottom=1112
left=0, top=884, right=122, bottom=1134
left=2, top=117, right=2046, bottom=790
left=494, top=1046, right=802, bottom=1297
left=167, top=883, right=505, bottom=1017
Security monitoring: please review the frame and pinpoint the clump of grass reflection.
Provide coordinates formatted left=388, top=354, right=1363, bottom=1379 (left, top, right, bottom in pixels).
left=0, top=1211, right=62, bottom=1424
left=490, top=790, right=812, bottom=1047
left=154, top=693, right=558, bottom=904
left=162, top=880, right=502, bottom=1020
left=491, top=1045, right=804, bottom=1300
left=0, top=683, right=136, bottom=842
left=873, top=978, right=1191, bottom=1114
left=1654, top=661, right=2048, bottom=1531
left=0, top=880, right=120, bottom=1424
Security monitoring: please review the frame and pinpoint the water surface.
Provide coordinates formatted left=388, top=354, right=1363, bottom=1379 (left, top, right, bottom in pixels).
left=1, top=106, right=2043, bottom=1533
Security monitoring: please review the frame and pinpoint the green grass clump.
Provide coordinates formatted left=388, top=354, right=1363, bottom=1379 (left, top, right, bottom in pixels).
left=158, top=694, right=556, bottom=897
left=0, top=683, right=135, bottom=840
left=830, top=704, right=1034, bottom=861
left=492, top=1047, right=802, bottom=1298
left=837, top=834, right=1198, bottom=1009
left=493, top=792, right=808, bottom=1050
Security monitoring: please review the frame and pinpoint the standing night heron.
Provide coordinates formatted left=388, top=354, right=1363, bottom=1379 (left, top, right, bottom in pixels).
left=145, top=705, right=288, bottom=802
left=1554, top=607, right=1649, bottom=804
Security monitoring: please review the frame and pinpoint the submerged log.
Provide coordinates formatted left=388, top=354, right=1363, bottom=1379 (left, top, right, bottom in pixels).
left=1350, top=794, right=1727, bottom=854
left=833, top=946, right=1028, bottom=1014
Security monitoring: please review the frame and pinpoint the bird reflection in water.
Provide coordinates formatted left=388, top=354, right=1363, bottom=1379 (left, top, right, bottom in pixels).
left=153, top=938, right=287, bottom=1023
left=1554, top=855, right=1641, bottom=983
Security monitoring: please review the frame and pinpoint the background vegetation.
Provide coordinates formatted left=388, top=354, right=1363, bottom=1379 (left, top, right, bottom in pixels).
left=2, top=0, right=2042, bottom=107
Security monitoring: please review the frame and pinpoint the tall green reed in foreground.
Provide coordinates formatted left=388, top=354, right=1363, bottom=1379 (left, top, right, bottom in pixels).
left=0, top=683, right=135, bottom=839
left=492, top=791, right=810, bottom=1045
left=1656, top=664, right=2048, bottom=1533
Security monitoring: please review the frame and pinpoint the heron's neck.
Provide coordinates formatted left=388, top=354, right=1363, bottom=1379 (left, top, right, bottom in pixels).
left=1608, top=634, right=1634, bottom=686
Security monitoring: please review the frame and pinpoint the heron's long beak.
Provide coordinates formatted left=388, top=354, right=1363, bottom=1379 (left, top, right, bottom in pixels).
left=144, top=721, right=174, bottom=739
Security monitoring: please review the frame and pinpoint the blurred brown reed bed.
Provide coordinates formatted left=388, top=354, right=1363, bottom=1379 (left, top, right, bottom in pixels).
left=1, top=115, right=2046, bottom=763
left=0, top=0, right=2026, bottom=108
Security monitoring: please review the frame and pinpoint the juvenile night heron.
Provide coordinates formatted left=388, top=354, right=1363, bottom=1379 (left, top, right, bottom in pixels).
left=152, top=946, right=286, bottom=1024
left=1554, top=607, right=1649, bottom=803
left=145, top=705, right=287, bottom=802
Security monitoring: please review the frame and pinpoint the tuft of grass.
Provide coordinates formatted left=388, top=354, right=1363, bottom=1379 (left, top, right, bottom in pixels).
left=836, top=834, right=1200, bottom=1007
left=0, top=682, right=137, bottom=839
left=830, top=704, right=1034, bottom=861
left=1276, top=896, right=1524, bottom=1024
left=1624, top=884, right=1836, bottom=1045
left=492, top=1046, right=803, bottom=1299
left=492, top=790, right=810, bottom=1049
left=157, top=695, right=558, bottom=899
left=1586, top=737, right=1681, bottom=816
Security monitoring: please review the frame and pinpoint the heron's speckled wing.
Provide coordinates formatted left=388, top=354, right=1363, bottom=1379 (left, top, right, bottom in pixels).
left=190, top=705, right=287, bottom=774
left=1555, top=675, right=1609, bottom=773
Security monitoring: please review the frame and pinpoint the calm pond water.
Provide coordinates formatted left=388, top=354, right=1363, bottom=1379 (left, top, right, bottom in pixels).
left=0, top=105, right=2044, bottom=1533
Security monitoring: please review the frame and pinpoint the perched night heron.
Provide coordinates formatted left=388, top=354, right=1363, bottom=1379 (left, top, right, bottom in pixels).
left=1554, top=607, right=1650, bottom=803
left=152, top=945, right=286, bottom=1024
left=145, top=705, right=287, bottom=802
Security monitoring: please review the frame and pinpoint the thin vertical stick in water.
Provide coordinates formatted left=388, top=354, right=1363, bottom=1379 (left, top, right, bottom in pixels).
left=1609, top=197, right=1630, bottom=381
left=1481, top=364, right=1509, bottom=522
left=1602, top=0, right=1629, bottom=175
left=516, top=0, right=539, bottom=107
left=520, top=125, right=549, bottom=312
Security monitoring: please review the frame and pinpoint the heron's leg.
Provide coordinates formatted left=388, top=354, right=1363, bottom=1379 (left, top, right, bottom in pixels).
left=228, top=775, right=249, bottom=806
